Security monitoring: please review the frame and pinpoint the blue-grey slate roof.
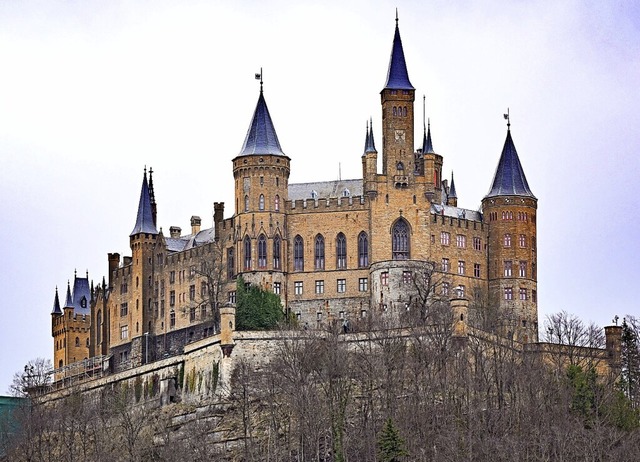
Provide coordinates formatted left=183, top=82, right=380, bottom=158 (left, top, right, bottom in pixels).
left=422, top=122, right=434, bottom=153
left=72, top=276, right=91, bottom=316
left=486, top=130, right=535, bottom=199
left=130, top=171, right=158, bottom=236
left=51, top=287, right=62, bottom=315
left=449, top=172, right=457, bottom=198
left=239, top=90, right=285, bottom=156
left=64, top=282, right=73, bottom=309
left=364, top=120, right=377, bottom=154
left=384, top=23, right=414, bottom=91
left=164, top=227, right=216, bottom=253
left=431, top=204, right=482, bottom=222
left=289, top=179, right=363, bottom=201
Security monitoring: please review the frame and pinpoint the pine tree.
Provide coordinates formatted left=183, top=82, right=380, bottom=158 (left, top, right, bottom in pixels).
left=377, top=417, right=408, bottom=462
left=235, top=276, right=284, bottom=330
left=621, top=318, right=640, bottom=408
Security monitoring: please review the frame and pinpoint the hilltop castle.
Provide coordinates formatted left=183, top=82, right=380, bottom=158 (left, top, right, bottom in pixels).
left=51, top=18, right=540, bottom=373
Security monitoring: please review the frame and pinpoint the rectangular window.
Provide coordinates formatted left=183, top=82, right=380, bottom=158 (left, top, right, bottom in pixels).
left=337, top=279, right=346, bottom=293
left=456, top=235, right=466, bottom=248
left=228, top=291, right=236, bottom=304
left=120, top=282, right=128, bottom=294
left=532, top=289, right=537, bottom=303
left=169, top=271, right=175, bottom=283
left=519, top=234, right=526, bottom=248
left=442, top=258, right=450, bottom=272
left=458, top=260, right=465, bottom=275
left=315, top=280, right=325, bottom=294
left=442, top=282, right=450, bottom=296
left=160, top=300, right=165, bottom=317
left=456, top=285, right=465, bottom=297
left=120, top=303, right=128, bottom=317
left=190, top=307, right=196, bottom=322
left=120, top=325, right=128, bottom=340
left=440, top=231, right=450, bottom=245
left=170, top=290, right=176, bottom=307
left=519, top=288, right=528, bottom=300
left=189, top=284, right=196, bottom=301
left=190, top=266, right=196, bottom=278
left=160, top=280, right=165, bottom=297
left=201, top=281, right=207, bottom=297
left=359, top=277, right=368, bottom=292
left=473, top=263, right=481, bottom=278
left=170, top=312, right=176, bottom=328
left=402, top=271, right=412, bottom=284
left=273, top=282, right=281, bottom=295
left=504, top=287, right=513, bottom=300
left=504, top=234, right=511, bottom=247
left=504, top=261, right=512, bottom=277
left=294, top=281, right=303, bottom=295
left=473, top=237, right=482, bottom=251
left=227, top=248, right=235, bottom=279
left=381, top=271, right=389, bottom=286
left=519, top=261, right=527, bottom=278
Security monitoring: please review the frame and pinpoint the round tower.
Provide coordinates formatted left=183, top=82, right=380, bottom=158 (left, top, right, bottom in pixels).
left=482, top=125, right=538, bottom=343
left=232, top=82, right=290, bottom=290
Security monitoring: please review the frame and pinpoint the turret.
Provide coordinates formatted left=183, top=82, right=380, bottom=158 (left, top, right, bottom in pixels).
left=446, top=172, right=458, bottom=207
left=482, top=120, right=537, bottom=343
left=362, top=119, right=378, bottom=197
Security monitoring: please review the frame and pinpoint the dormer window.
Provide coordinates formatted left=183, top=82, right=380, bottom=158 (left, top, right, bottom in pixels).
left=342, top=189, right=350, bottom=197
left=311, top=190, right=318, bottom=199
left=80, top=297, right=87, bottom=309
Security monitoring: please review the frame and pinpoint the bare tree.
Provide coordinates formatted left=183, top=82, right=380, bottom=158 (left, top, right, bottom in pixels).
left=195, top=241, right=225, bottom=333
left=9, top=358, right=52, bottom=398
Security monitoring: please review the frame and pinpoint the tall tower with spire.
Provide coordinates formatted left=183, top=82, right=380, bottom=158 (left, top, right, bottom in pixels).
left=482, top=122, right=538, bottom=342
left=232, top=80, right=290, bottom=290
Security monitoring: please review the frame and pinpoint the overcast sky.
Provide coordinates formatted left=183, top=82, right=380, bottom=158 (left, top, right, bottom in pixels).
left=1, top=0, right=639, bottom=392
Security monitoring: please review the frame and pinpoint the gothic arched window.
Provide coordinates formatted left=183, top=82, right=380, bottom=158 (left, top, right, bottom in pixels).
left=258, top=234, right=267, bottom=268
left=336, top=233, right=347, bottom=269
left=273, top=234, right=281, bottom=269
left=392, top=219, right=410, bottom=260
left=315, top=235, right=325, bottom=270
left=259, top=194, right=265, bottom=211
left=294, top=235, right=304, bottom=271
left=275, top=194, right=280, bottom=212
left=227, top=247, right=235, bottom=278
left=244, top=195, right=249, bottom=212
left=358, top=232, right=369, bottom=268
left=244, top=236, right=252, bottom=270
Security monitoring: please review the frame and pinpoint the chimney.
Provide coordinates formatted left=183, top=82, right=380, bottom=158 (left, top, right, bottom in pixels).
left=605, top=325, right=623, bottom=368
left=190, top=216, right=201, bottom=235
left=108, top=253, right=120, bottom=289
left=214, top=202, right=225, bottom=241
left=169, top=226, right=181, bottom=238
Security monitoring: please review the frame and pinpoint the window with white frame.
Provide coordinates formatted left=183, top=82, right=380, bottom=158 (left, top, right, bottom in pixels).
left=359, top=277, right=368, bottom=292
left=473, top=263, right=481, bottom=278
left=458, top=260, right=465, bottom=275
left=294, top=281, right=303, bottom=295
left=456, top=235, right=466, bottom=248
left=442, top=282, right=450, bottom=296
left=381, top=271, right=389, bottom=286
left=442, top=258, right=450, bottom=272
left=402, top=271, right=412, bottom=284
left=228, top=291, right=236, bottom=304
left=473, top=237, right=482, bottom=251
left=519, top=234, right=526, bottom=247
left=519, top=288, right=527, bottom=300
left=273, top=282, right=281, bottom=295
left=519, top=261, right=527, bottom=278
left=504, top=261, right=512, bottom=277
left=441, top=231, right=450, bottom=245
left=120, top=325, right=128, bottom=340
left=315, top=280, right=324, bottom=294
left=504, top=287, right=513, bottom=300
left=337, top=279, right=346, bottom=293
left=504, top=234, right=512, bottom=247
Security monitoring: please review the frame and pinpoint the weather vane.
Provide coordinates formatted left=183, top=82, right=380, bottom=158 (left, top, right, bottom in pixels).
left=255, top=68, right=263, bottom=92
left=503, top=108, right=510, bottom=129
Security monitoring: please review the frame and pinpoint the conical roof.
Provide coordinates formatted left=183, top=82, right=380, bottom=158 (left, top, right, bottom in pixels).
left=130, top=170, right=158, bottom=236
left=239, top=90, right=285, bottom=156
left=64, top=282, right=73, bottom=309
left=383, top=20, right=414, bottom=91
left=486, top=129, right=535, bottom=198
left=449, top=172, right=457, bottom=198
left=422, top=120, right=434, bottom=153
left=363, top=119, right=377, bottom=154
left=51, top=287, right=62, bottom=315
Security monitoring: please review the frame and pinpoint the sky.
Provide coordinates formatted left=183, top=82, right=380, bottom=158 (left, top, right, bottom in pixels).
left=1, top=0, right=639, bottom=393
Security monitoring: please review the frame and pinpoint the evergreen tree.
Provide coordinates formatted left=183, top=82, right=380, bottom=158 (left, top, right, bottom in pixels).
left=621, top=318, right=640, bottom=408
left=235, top=275, right=284, bottom=330
left=377, top=417, right=408, bottom=462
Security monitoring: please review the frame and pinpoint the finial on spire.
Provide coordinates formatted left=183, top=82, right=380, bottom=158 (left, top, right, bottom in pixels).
left=423, top=95, right=426, bottom=133
left=395, top=8, right=399, bottom=26
left=255, top=68, right=263, bottom=93
left=74, top=268, right=77, bottom=278
left=503, top=108, right=510, bottom=130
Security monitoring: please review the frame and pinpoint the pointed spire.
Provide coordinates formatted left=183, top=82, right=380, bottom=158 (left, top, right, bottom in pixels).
left=130, top=168, right=159, bottom=236
left=486, top=127, right=536, bottom=199
left=422, top=119, right=434, bottom=154
left=64, top=281, right=73, bottom=308
left=364, top=118, right=377, bottom=154
left=449, top=172, right=457, bottom=198
left=383, top=13, right=414, bottom=91
left=148, top=167, right=157, bottom=227
left=51, top=287, right=62, bottom=315
left=239, top=85, right=285, bottom=156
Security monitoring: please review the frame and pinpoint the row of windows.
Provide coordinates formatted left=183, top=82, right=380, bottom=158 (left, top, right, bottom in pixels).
left=292, top=277, right=369, bottom=295
left=55, top=337, right=90, bottom=350
left=244, top=194, right=281, bottom=212
left=440, top=259, right=482, bottom=277
left=392, top=106, right=408, bottom=117
left=503, top=261, right=536, bottom=278
left=504, top=287, right=538, bottom=302
left=503, top=233, right=536, bottom=249
left=487, top=211, right=533, bottom=222
left=439, top=232, right=483, bottom=250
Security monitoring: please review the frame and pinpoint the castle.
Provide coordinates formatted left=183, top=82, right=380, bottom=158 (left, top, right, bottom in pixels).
left=50, top=18, right=540, bottom=375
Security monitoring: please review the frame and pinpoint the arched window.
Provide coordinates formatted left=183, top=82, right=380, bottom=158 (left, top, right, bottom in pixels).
left=258, top=234, right=267, bottom=268
left=393, top=106, right=397, bottom=116
left=403, top=106, right=407, bottom=117
left=396, top=162, right=404, bottom=172
left=358, top=232, right=369, bottom=267
left=336, top=233, right=347, bottom=269
left=227, top=247, right=235, bottom=278
left=504, top=234, right=512, bottom=247
left=86, top=338, right=89, bottom=347
left=59, top=359, right=63, bottom=368
left=259, top=194, right=265, bottom=211
left=315, top=235, right=325, bottom=269
left=244, top=195, right=249, bottom=212
left=392, top=219, right=410, bottom=260
left=244, top=236, right=252, bottom=270
left=273, top=235, right=281, bottom=269
left=294, top=235, right=304, bottom=271
left=275, top=194, right=280, bottom=212
left=75, top=337, right=80, bottom=347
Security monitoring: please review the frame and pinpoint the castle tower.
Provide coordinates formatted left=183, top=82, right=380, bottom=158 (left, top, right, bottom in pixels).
left=446, top=172, right=458, bottom=207
left=232, top=81, right=290, bottom=288
left=120, top=169, right=158, bottom=366
left=51, top=286, right=64, bottom=370
left=420, top=120, right=444, bottom=202
left=362, top=119, right=378, bottom=197
left=381, top=16, right=415, bottom=179
left=482, top=124, right=538, bottom=343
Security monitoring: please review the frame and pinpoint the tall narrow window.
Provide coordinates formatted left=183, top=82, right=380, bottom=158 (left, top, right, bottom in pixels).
left=392, top=219, right=409, bottom=260
left=227, top=247, right=235, bottom=278
left=274, top=194, right=280, bottom=212
left=273, top=235, right=281, bottom=269
left=358, top=232, right=369, bottom=267
left=336, top=233, right=347, bottom=269
left=259, top=194, right=265, bottom=211
left=315, top=235, right=325, bottom=270
left=294, top=235, right=304, bottom=271
left=244, top=195, right=249, bottom=212
left=244, top=236, right=252, bottom=270
left=258, top=234, right=267, bottom=268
